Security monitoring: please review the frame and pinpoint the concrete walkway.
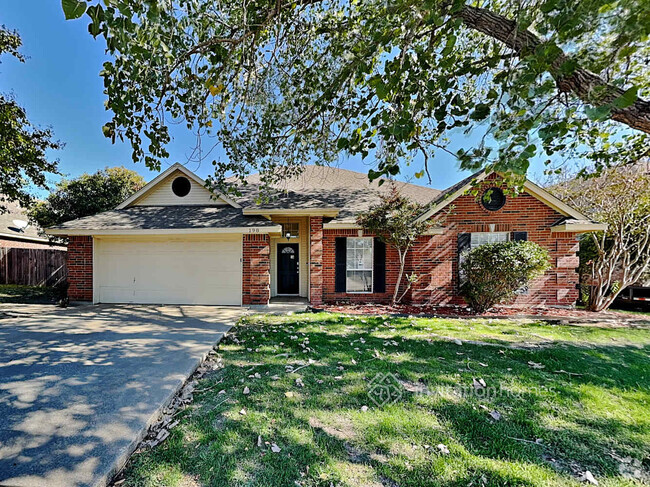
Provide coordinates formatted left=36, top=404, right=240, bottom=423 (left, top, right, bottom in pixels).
left=0, top=304, right=243, bottom=487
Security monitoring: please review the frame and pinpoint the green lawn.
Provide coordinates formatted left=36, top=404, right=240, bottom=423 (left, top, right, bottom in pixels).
left=120, top=313, right=650, bottom=487
left=0, top=284, right=58, bottom=303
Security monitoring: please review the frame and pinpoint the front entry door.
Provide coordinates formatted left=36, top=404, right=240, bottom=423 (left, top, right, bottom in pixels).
left=277, top=243, right=299, bottom=294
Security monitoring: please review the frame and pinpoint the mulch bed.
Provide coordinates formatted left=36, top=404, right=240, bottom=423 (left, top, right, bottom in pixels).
left=315, top=303, right=649, bottom=323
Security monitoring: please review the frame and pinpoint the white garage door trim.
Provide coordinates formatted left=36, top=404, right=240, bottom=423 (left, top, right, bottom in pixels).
left=93, top=235, right=243, bottom=305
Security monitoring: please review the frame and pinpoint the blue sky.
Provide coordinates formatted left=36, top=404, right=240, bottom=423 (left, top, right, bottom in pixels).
left=1, top=2, right=548, bottom=197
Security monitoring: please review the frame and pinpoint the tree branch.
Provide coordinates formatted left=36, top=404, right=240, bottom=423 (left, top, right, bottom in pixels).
left=457, top=5, right=650, bottom=134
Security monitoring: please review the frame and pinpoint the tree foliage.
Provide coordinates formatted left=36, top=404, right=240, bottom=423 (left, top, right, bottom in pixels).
left=29, top=166, right=146, bottom=229
left=62, top=0, right=650, bottom=191
left=550, top=163, right=650, bottom=311
left=460, top=241, right=551, bottom=312
left=356, top=186, right=431, bottom=303
left=0, top=26, right=61, bottom=210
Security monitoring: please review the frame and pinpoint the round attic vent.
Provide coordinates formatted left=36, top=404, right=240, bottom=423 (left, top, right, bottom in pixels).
left=481, top=187, right=506, bottom=211
left=172, top=176, right=191, bottom=197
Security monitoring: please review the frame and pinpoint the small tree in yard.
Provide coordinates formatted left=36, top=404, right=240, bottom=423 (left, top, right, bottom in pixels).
left=460, top=241, right=551, bottom=313
left=357, top=187, right=432, bottom=304
left=550, top=164, right=650, bottom=311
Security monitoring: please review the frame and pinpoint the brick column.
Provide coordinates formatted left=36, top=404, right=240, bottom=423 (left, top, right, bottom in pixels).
left=309, top=217, right=323, bottom=305
left=67, top=236, right=93, bottom=301
left=554, top=234, right=580, bottom=305
left=242, top=234, right=270, bottom=305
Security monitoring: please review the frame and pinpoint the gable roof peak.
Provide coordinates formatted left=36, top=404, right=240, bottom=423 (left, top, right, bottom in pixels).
left=116, top=163, right=241, bottom=210
left=416, top=168, right=591, bottom=222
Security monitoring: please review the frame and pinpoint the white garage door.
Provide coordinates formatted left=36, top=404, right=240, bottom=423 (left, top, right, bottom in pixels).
left=94, top=235, right=242, bottom=305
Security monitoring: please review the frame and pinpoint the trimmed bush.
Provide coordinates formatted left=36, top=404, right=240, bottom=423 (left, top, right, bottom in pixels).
left=460, top=241, right=551, bottom=313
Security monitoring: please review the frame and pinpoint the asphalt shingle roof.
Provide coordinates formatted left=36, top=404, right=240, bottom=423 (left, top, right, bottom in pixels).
left=49, top=206, right=277, bottom=231
left=234, top=165, right=442, bottom=223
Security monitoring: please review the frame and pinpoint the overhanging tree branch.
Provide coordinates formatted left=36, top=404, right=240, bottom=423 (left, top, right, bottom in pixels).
left=457, top=5, right=650, bottom=134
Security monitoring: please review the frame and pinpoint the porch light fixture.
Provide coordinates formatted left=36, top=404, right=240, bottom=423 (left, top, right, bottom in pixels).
left=285, top=231, right=292, bottom=240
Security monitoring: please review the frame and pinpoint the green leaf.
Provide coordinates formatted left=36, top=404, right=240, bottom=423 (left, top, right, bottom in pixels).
left=62, top=0, right=87, bottom=20
left=86, top=4, right=104, bottom=37
left=612, top=86, right=638, bottom=109
left=441, top=35, right=456, bottom=57
left=585, top=105, right=611, bottom=121
left=470, top=103, right=491, bottom=121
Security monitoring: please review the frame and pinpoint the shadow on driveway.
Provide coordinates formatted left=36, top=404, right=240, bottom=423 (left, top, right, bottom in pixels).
left=0, top=304, right=242, bottom=487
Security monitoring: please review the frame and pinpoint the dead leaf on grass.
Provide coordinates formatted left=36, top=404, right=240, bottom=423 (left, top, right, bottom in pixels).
left=581, top=470, right=598, bottom=485
left=437, top=444, right=450, bottom=455
left=473, top=378, right=487, bottom=390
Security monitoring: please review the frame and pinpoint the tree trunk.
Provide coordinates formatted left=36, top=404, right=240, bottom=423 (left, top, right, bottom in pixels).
left=393, top=249, right=407, bottom=305
left=457, top=6, right=650, bottom=134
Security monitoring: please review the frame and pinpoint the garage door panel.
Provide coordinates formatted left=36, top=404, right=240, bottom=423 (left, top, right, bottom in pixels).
left=95, top=237, right=242, bottom=305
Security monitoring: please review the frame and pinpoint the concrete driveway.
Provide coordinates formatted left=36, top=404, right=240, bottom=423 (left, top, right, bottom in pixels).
left=0, top=304, right=243, bottom=487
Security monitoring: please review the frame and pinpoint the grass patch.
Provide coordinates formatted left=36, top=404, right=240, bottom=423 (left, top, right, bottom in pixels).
left=0, top=284, right=58, bottom=303
left=121, top=313, right=650, bottom=487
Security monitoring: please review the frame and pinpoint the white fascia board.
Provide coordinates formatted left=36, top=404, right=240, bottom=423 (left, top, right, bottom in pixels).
left=116, top=163, right=241, bottom=209
left=45, top=225, right=283, bottom=236
left=322, top=222, right=445, bottom=235
left=522, top=180, right=589, bottom=220
left=550, top=223, right=608, bottom=233
left=0, top=232, right=51, bottom=244
left=415, top=171, right=490, bottom=223
left=322, top=222, right=360, bottom=229
left=243, top=208, right=340, bottom=217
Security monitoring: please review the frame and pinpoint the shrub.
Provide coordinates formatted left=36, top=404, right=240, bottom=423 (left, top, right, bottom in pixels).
left=460, top=241, right=551, bottom=313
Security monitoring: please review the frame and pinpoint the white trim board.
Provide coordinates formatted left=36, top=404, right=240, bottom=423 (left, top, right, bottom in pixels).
left=551, top=223, right=607, bottom=233
left=243, top=208, right=340, bottom=217
left=46, top=226, right=282, bottom=236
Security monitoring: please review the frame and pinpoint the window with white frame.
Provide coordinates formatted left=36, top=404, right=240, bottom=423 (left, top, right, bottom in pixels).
left=470, top=232, right=509, bottom=249
left=346, top=237, right=373, bottom=293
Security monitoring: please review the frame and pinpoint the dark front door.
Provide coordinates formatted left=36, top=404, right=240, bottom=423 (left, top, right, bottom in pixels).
left=277, top=243, right=299, bottom=294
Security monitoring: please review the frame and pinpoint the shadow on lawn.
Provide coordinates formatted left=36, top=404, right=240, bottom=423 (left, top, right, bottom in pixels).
left=122, top=314, right=650, bottom=487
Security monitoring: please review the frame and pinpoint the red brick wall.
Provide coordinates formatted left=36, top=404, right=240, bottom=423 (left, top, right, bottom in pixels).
left=67, top=236, right=93, bottom=301
left=0, top=237, right=65, bottom=250
left=409, top=175, right=580, bottom=306
left=320, top=175, right=580, bottom=307
left=242, top=234, right=270, bottom=305
left=309, top=217, right=324, bottom=305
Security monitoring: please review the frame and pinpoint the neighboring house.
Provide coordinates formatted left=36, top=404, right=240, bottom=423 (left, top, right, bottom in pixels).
left=1, top=197, right=67, bottom=287
left=0, top=198, right=64, bottom=250
left=46, top=163, right=604, bottom=306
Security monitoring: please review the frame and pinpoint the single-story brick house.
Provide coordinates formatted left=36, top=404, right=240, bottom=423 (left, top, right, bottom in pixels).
left=46, top=163, right=604, bottom=306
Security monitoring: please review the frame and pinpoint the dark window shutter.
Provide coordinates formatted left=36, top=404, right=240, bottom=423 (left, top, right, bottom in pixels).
left=373, top=238, right=386, bottom=293
left=512, top=231, right=528, bottom=241
left=457, top=233, right=471, bottom=287
left=457, top=233, right=471, bottom=255
left=335, top=237, right=347, bottom=293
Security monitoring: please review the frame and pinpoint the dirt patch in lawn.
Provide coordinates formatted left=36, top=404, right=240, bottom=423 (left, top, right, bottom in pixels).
left=308, top=416, right=357, bottom=442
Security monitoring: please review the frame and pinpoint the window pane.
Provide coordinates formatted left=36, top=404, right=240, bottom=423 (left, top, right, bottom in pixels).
left=362, top=249, right=373, bottom=268
left=346, top=238, right=373, bottom=291
left=346, top=270, right=372, bottom=292
left=471, top=232, right=508, bottom=249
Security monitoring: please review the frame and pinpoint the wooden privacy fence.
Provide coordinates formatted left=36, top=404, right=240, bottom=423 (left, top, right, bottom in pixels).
left=0, top=247, right=67, bottom=287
